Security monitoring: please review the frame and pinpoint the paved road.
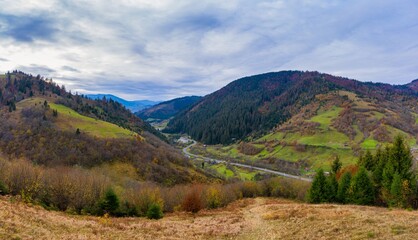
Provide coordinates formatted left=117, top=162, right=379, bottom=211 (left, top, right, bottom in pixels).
left=183, top=140, right=312, bottom=182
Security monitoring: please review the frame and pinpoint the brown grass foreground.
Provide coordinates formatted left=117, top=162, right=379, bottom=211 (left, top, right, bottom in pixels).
left=1, top=196, right=418, bottom=240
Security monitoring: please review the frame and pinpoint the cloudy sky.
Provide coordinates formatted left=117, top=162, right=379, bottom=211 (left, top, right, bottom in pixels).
left=1, top=0, right=417, bottom=100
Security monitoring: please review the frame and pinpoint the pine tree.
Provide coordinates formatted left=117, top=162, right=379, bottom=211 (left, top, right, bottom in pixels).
left=350, top=167, right=375, bottom=205
left=337, top=172, right=351, bottom=204
left=308, top=169, right=327, bottom=203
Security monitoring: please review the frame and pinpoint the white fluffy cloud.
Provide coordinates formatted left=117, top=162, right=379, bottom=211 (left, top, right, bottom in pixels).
left=0, top=0, right=417, bottom=100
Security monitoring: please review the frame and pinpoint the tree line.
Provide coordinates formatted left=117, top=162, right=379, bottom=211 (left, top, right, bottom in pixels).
left=0, top=156, right=310, bottom=219
left=308, top=136, right=418, bottom=208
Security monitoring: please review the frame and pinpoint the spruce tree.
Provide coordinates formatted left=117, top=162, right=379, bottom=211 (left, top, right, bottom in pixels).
left=146, top=203, right=163, bottom=219
left=372, top=148, right=385, bottom=188
left=337, top=172, right=351, bottom=204
left=308, top=169, right=327, bottom=203
left=391, top=136, right=413, bottom=181
left=350, top=167, right=375, bottom=205
left=98, top=188, right=120, bottom=215
left=382, top=159, right=395, bottom=196
left=363, top=150, right=375, bottom=171
left=326, top=174, right=339, bottom=202
left=390, top=172, right=403, bottom=208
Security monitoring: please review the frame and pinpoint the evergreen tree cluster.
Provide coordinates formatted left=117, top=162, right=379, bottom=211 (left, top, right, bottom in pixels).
left=308, top=136, right=417, bottom=208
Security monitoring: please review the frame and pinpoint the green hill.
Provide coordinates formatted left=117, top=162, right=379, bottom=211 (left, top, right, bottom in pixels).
left=0, top=71, right=208, bottom=185
left=18, top=97, right=137, bottom=139
left=166, top=71, right=418, bottom=172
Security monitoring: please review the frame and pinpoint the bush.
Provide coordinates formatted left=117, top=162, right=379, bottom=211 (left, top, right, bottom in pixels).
left=146, top=203, right=163, bottom=219
left=205, top=186, right=222, bottom=209
left=0, top=180, right=8, bottom=195
left=182, top=185, right=203, bottom=213
left=161, top=185, right=187, bottom=212
left=240, top=181, right=260, bottom=198
left=118, top=201, right=139, bottom=217
left=127, top=186, right=164, bottom=216
left=270, top=178, right=310, bottom=201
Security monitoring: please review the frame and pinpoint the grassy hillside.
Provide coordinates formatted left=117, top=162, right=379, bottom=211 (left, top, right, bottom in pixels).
left=0, top=71, right=208, bottom=185
left=1, top=196, right=417, bottom=239
left=187, top=88, right=418, bottom=173
left=18, top=97, right=137, bottom=139
left=166, top=71, right=418, bottom=145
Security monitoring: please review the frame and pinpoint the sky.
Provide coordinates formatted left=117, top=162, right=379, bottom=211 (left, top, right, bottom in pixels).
left=0, top=0, right=418, bottom=101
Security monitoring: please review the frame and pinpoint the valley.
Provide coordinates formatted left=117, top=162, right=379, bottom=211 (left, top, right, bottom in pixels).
left=183, top=140, right=312, bottom=181
left=1, top=70, right=418, bottom=239
left=2, top=1, right=418, bottom=239
left=166, top=72, right=418, bottom=174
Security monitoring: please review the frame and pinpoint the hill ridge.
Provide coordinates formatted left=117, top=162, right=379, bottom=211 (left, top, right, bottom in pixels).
left=136, top=95, right=202, bottom=121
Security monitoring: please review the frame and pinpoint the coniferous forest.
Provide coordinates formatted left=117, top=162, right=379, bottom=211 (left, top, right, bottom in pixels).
left=309, top=136, right=418, bottom=208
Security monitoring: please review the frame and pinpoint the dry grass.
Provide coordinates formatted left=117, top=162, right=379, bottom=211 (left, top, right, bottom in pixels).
left=0, top=196, right=417, bottom=240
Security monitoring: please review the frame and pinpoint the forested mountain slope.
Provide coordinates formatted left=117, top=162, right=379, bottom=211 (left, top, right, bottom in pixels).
left=0, top=71, right=207, bottom=185
left=166, top=71, right=418, bottom=145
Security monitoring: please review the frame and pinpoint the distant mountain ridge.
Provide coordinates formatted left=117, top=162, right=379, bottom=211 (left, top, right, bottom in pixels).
left=407, top=79, right=418, bottom=91
left=87, top=94, right=160, bottom=112
left=136, top=96, right=202, bottom=121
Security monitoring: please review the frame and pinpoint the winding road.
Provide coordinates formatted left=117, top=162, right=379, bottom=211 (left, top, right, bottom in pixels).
left=183, top=140, right=312, bottom=182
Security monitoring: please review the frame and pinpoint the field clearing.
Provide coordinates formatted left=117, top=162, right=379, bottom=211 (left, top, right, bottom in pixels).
left=210, top=163, right=235, bottom=178
left=1, top=196, right=417, bottom=240
left=297, top=130, right=349, bottom=148
left=208, top=163, right=259, bottom=180
left=361, top=138, right=379, bottom=149
left=17, top=98, right=136, bottom=139
left=309, top=106, right=342, bottom=128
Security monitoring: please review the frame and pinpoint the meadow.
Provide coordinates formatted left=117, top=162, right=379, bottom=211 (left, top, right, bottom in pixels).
left=1, top=196, right=417, bottom=240
left=17, top=97, right=137, bottom=139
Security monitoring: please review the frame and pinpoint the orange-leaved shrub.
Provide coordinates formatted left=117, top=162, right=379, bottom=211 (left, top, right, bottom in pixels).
left=182, top=184, right=204, bottom=213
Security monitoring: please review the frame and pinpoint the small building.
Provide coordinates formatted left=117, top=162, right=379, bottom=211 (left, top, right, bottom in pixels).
left=177, top=137, right=190, bottom=144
